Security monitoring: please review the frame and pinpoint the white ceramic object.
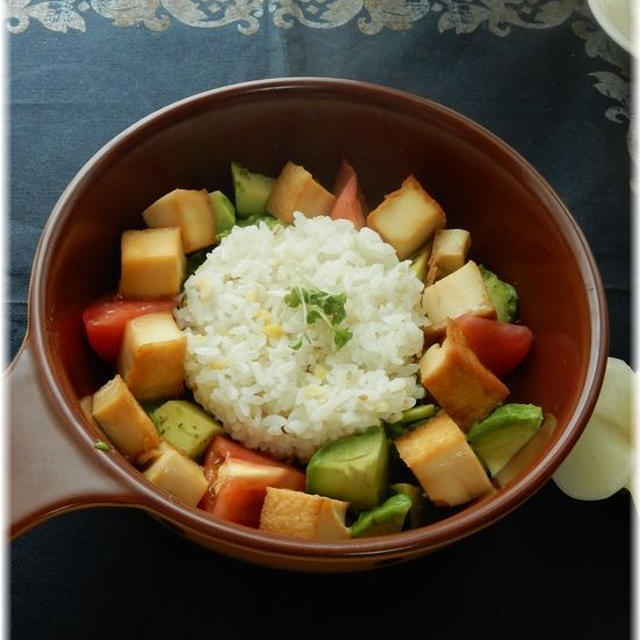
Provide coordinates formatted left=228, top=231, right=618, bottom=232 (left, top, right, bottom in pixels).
left=588, top=0, right=635, bottom=55
left=553, top=358, right=636, bottom=502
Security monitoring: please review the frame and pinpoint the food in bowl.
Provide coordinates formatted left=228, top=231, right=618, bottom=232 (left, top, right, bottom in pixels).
left=178, top=212, right=425, bottom=462
left=84, top=157, right=545, bottom=540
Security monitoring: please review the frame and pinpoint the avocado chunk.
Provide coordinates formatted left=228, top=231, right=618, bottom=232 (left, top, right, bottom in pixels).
left=236, top=213, right=284, bottom=230
left=149, top=400, right=224, bottom=460
left=350, top=494, right=412, bottom=537
left=231, top=161, right=276, bottom=218
left=467, top=403, right=544, bottom=476
left=409, top=241, right=432, bottom=282
left=479, top=265, right=518, bottom=323
left=306, top=425, right=389, bottom=510
left=209, top=190, right=236, bottom=241
left=391, top=483, right=431, bottom=529
left=399, top=404, right=437, bottom=425
left=385, top=404, right=437, bottom=439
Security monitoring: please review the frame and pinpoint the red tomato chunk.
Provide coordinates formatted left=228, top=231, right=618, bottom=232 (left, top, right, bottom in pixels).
left=330, top=158, right=367, bottom=229
left=82, top=297, right=176, bottom=364
left=455, top=315, right=533, bottom=377
left=200, top=436, right=306, bottom=527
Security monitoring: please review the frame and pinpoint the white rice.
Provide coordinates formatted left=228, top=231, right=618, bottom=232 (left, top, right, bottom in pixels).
left=175, top=213, right=426, bottom=462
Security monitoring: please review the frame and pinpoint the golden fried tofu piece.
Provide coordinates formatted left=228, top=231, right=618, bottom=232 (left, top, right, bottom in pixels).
left=395, top=412, right=492, bottom=507
left=142, top=188, right=216, bottom=253
left=421, top=260, right=495, bottom=344
left=266, top=161, right=335, bottom=223
left=259, top=488, right=351, bottom=540
left=419, top=319, right=509, bottom=430
left=119, top=227, right=185, bottom=298
left=92, top=374, right=160, bottom=462
left=366, top=175, right=446, bottom=259
left=143, top=441, right=208, bottom=507
left=425, top=228, right=471, bottom=285
left=118, top=311, right=186, bottom=403
left=422, top=260, right=494, bottom=325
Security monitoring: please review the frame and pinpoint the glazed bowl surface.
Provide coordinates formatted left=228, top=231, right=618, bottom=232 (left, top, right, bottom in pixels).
left=10, top=78, right=608, bottom=572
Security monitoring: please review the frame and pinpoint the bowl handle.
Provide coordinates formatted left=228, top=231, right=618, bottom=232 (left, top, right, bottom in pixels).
left=7, top=338, right=140, bottom=539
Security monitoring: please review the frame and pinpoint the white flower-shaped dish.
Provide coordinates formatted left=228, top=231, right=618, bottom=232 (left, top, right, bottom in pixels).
left=588, top=0, right=635, bottom=56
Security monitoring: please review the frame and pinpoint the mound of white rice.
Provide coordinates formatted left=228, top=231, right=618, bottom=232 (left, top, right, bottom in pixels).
left=175, top=213, right=426, bottom=462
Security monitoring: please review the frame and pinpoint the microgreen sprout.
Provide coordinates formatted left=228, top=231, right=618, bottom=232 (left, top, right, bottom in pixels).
left=284, top=286, right=353, bottom=350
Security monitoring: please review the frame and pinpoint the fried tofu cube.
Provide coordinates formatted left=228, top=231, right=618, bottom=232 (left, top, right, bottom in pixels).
left=259, top=488, right=351, bottom=540
left=366, top=175, right=446, bottom=259
left=266, top=161, right=336, bottom=223
left=395, top=412, right=492, bottom=507
left=142, top=188, right=216, bottom=253
left=118, top=311, right=186, bottom=403
left=422, top=260, right=494, bottom=324
left=143, top=441, right=208, bottom=507
left=421, top=260, right=495, bottom=343
left=425, top=228, right=471, bottom=285
left=295, top=176, right=336, bottom=216
left=419, top=320, right=509, bottom=429
left=92, top=374, right=160, bottom=462
left=119, top=227, right=186, bottom=298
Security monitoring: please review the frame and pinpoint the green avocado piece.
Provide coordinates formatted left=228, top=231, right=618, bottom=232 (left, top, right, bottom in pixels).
left=235, top=213, right=284, bottom=230
left=306, top=425, right=389, bottom=510
left=231, top=161, right=276, bottom=218
left=385, top=404, right=437, bottom=439
left=149, top=400, right=224, bottom=460
left=391, top=483, right=430, bottom=529
left=209, top=190, right=236, bottom=241
left=409, top=243, right=431, bottom=282
left=479, top=265, right=519, bottom=323
left=350, top=494, right=412, bottom=538
left=467, top=403, right=544, bottom=476
left=399, top=404, right=437, bottom=425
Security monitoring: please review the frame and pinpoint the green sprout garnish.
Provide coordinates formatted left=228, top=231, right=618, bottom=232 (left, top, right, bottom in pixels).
left=284, top=286, right=353, bottom=350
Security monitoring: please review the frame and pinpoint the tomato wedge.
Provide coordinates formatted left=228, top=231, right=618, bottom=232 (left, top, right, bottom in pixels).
left=82, top=296, right=176, bottom=364
left=200, top=436, right=305, bottom=526
left=205, top=458, right=305, bottom=527
left=210, top=474, right=273, bottom=527
left=454, top=315, right=534, bottom=377
left=202, top=435, right=295, bottom=476
left=330, top=158, right=367, bottom=229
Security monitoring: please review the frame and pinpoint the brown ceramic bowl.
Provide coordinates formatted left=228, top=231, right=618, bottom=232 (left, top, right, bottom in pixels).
left=8, top=78, right=608, bottom=572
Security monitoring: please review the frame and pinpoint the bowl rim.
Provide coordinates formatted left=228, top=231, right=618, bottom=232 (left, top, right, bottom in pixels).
left=28, top=77, right=609, bottom=559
